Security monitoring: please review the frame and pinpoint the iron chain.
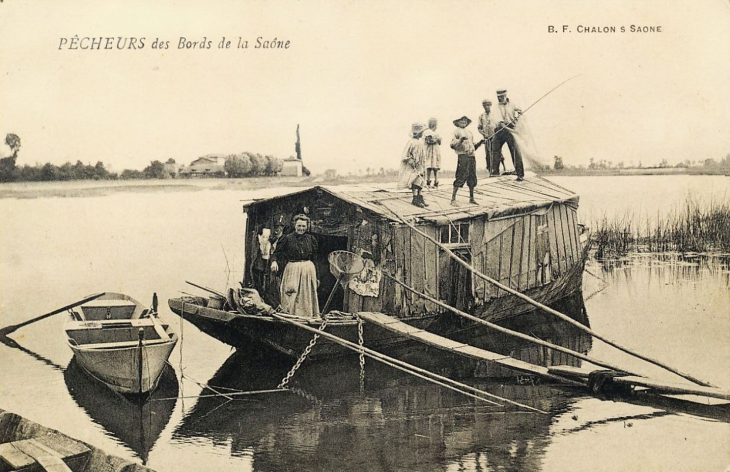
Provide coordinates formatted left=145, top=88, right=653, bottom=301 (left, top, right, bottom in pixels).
left=357, top=314, right=365, bottom=393
left=277, top=316, right=329, bottom=389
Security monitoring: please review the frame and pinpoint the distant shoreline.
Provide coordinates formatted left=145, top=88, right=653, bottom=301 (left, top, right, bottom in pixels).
left=0, top=170, right=727, bottom=199
left=542, top=167, right=729, bottom=177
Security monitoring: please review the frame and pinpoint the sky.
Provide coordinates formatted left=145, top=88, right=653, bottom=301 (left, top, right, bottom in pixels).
left=1, top=0, right=729, bottom=174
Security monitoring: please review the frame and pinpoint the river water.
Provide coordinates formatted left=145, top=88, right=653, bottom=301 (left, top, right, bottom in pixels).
left=0, top=175, right=728, bottom=472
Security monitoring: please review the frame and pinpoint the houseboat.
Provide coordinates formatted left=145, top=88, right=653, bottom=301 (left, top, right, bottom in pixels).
left=169, top=174, right=589, bottom=361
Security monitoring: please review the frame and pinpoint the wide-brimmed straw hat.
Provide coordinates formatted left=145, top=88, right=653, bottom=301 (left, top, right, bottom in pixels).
left=453, top=115, right=471, bottom=126
left=411, top=122, right=427, bottom=137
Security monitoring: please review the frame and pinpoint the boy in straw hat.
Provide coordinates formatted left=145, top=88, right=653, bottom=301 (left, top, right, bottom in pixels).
left=397, top=122, right=429, bottom=208
left=450, top=115, right=483, bottom=206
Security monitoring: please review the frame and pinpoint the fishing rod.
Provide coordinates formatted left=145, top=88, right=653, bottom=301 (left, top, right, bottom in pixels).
left=481, top=74, right=583, bottom=144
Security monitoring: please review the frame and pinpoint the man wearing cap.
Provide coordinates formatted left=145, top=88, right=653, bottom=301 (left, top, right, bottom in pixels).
left=450, top=116, right=482, bottom=206
left=477, top=99, right=500, bottom=176
left=494, top=89, right=525, bottom=181
left=397, top=122, right=429, bottom=208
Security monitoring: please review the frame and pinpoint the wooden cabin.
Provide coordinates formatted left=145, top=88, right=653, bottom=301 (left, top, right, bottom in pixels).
left=242, top=175, right=583, bottom=320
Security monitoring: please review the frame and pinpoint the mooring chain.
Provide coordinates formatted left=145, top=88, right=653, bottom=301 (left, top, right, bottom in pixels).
left=287, top=386, right=323, bottom=405
left=277, top=316, right=329, bottom=390
left=357, top=314, right=365, bottom=393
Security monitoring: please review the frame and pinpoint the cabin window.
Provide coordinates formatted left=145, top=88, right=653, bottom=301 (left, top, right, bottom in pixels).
left=439, top=223, right=469, bottom=247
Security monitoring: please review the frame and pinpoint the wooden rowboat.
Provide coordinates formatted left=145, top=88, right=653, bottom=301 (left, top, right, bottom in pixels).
left=64, top=293, right=178, bottom=395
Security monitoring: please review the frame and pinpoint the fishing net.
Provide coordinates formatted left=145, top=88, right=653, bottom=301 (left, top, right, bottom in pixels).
left=328, top=250, right=365, bottom=287
left=492, top=91, right=550, bottom=172
left=511, top=114, right=550, bottom=171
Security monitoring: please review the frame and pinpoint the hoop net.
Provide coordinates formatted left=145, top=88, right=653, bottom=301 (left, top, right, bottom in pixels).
left=328, top=250, right=365, bottom=286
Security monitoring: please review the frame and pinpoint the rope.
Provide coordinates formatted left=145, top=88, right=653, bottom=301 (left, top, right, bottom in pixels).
left=150, top=389, right=287, bottom=402
left=179, top=300, right=185, bottom=408
left=270, top=312, right=548, bottom=414
left=587, top=370, right=632, bottom=396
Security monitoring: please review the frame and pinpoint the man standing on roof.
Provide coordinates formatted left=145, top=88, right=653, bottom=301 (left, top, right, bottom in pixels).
left=423, top=118, right=442, bottom=188
left=397, top=122, right=429, bottom=208
left=450, top=115, right=483, bottom=206
left=493, top=89, right=525, bottom=181
left=477, top=99, right=500, bottom=177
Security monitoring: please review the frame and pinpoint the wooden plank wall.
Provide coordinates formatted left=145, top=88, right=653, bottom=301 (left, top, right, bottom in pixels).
left=545, top=203, right=578, bottom=277
left=470, top=204, right=580, bottom=304
left=341, top=204, right=580, bottom=316
left=346, top=223, right=442, bottom=317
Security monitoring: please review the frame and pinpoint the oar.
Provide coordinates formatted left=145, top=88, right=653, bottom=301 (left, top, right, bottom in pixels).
left=186, top=280, right=226, bottom=298
left=0, top=292, right=105, bottom=337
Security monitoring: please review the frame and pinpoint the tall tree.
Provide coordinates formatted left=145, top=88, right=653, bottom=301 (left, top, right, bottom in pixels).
left=0, top=133, right=21, bottom=182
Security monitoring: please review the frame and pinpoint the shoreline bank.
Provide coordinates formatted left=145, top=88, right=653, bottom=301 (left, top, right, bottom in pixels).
left=1, top=170, right=727, bottom=200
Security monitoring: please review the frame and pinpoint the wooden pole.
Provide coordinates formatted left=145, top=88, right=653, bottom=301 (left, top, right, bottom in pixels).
left=385, top=273, right=644, bottom=378
left=395, top=217, right=718, bottom=389
left=137, top=328, right=145, bottom=396
left=321, top=275, right=342, bottom=315
left=185, top=281, right=226, bottom=298
left=0, top=293, right=105, bottom=337
left=270, top=313, right=548, bottom=414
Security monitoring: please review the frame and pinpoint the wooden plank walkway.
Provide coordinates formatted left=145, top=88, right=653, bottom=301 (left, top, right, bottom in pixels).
left=0, top=432, right=90, bottom=472
left=356, top=312, right=585, bottom=385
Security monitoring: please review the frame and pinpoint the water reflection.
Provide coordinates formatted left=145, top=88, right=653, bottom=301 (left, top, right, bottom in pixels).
left=595, top=253, right=730, bottom=286
left=64, top=359, right=178, bottom=463
left=172, top=295, right=594, bottom=472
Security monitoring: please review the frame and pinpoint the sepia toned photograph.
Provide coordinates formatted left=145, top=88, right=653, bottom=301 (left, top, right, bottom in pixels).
left=1, top=1, right=728, bottom=471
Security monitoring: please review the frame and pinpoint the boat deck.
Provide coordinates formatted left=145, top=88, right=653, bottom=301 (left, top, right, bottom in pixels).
left=356, top=311, right=583, bottom=385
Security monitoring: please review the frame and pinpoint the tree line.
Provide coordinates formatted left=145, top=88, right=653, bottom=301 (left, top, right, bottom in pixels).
left=0, top=159, right=172, bottom=182
left=223, top=152, right=284, bottom=177
left=0, top=133, right=292, bottom=182
left=553, top=154, right=730, bottom=173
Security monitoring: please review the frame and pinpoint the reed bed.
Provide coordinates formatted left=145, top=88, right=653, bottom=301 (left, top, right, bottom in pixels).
left=591, top=196, right=730, bottom=259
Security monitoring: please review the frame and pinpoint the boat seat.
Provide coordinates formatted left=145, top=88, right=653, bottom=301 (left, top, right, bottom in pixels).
left=80, top=300, right=137, bottom=321
left=78, top=338, right=172, bottom=350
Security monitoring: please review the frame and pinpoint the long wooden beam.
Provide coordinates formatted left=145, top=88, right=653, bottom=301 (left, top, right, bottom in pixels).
left=385, top=274, right=643, bottom=378
left=390, top=214, right=718, bottom=389
left=548, top=366, right=730, bottom=401
left=356, top=311, right=585, bottom=387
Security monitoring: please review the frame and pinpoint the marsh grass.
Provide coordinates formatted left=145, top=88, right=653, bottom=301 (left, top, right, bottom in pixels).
left=592, top=196, right=730, bottom=259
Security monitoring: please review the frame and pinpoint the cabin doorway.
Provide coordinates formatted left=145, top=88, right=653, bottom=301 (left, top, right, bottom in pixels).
left=313, top=233, right=348, bottom=312
left=439, top=248, right=474, bottom=312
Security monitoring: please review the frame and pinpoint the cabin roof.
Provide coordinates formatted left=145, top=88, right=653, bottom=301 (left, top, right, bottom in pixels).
left=242, top=174, right=579, bottom=224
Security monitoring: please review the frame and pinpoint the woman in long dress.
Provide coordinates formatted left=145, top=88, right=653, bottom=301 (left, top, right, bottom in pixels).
left=270, top=214, right=320, bottom=318
left=397, top=122, right=429, bottom=208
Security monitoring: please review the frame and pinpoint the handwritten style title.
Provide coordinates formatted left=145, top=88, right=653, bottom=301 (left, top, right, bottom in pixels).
left=57, top=36, right=291, bottom=51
